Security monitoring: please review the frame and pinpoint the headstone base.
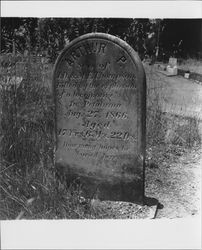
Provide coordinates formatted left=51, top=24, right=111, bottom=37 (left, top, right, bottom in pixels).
left=56, top=165, right=144, bottom=204
left=166, top=65, right=178, bottom=76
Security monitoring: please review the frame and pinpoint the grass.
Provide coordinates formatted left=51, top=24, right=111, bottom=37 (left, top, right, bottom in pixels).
left=0, top=54, right=109, bottom=219
left=178, top=58, right=202, bottom=75
left=0, top=54, right=201, bottom=219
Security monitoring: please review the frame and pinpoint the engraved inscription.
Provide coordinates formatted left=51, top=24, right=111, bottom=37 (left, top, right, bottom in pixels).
left=58, top=128, right=134, bottom=141
left=55, top=39, right=138, bottom=163
left=57, top=72, right=137, bottom=82
left=65, top=42, right=107, bottom=66
left=117, top=55, right=127, bottom=63
left=53, top=33, right=146, bottom=202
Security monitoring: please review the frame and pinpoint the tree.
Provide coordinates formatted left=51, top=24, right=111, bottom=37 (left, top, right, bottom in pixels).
left=1, top=17, right=163, bottom=62
left=1, top=18, right=38, bottom=54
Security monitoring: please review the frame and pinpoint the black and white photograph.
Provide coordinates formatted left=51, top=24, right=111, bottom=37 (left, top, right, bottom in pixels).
left=0, top=1, right=201, bottom=249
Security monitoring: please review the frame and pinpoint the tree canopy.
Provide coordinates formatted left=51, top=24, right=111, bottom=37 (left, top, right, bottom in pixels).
left=1, top=18, right=201, bottom=62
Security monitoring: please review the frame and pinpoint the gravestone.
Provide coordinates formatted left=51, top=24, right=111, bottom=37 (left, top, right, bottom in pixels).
left=166, top=57, right=178, bottom=76
left=53, top=33, right=146, bottom=203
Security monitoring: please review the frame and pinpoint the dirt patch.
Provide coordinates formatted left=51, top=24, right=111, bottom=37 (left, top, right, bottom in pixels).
left=145, top=146, right=201, bottom=219
left=88, top=199, right=157, bottom=219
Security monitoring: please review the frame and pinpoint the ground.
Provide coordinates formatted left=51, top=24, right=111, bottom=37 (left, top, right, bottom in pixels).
left=146, top=146, right=201, bottom=219
left=146, top=68, right=201, bottom=218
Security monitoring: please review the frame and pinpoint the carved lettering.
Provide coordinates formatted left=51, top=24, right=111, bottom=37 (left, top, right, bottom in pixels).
left=98, top=42, right=106, bottom=53
left=62, top=142, right=130, bottom=152
left=57, top=72, right=136, bottom=82
left=65, top=110, right=82, bottom=119
left=117, top=55, right=127, bottom=63
left=66, top=58, right=74, bottom=66
left=71, top=51, right=79, bottom=60
left=82, top=120, right=110, bottom=130
left=58, top=128, right=133, bottom=141
left=64, top=42, right=107, bottom=67
left=106, top=111, right=128, bottom=120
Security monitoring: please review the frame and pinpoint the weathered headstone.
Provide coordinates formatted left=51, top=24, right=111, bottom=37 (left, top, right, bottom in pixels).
left=166, top=57, right=178, bottom=76
left=53, top=33, right=146, bottom=203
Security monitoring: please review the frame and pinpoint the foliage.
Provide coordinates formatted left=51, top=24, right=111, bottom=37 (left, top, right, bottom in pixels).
left=2, top=18, right=201, bottom=62
left=35, top=18, right=158, bottom=62
left=1, top=18, right=162, bottom=62
left=1, top=18, right=38, bottom=54
left=160, top=19, right=202, bottom=59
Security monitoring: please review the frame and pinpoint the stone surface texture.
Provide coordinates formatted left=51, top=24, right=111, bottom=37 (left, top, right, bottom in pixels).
left=53, top=33, right=146, bottom=203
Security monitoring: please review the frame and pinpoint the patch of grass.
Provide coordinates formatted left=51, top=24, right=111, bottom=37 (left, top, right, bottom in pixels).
left=0, top=54, right=98, bottom=219
left=146, top=64, right=201, bottom=165
left=0, top=160, right=99, bottom=219
left=178, top=58, right=202, bottom=75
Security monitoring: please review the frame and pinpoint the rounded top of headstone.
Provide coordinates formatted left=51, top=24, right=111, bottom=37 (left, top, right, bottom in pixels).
left=53, top=32, right=145, bottom=82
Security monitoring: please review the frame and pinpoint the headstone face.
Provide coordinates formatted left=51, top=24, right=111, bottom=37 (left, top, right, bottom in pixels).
left=168, top=57, right=177, bottom=68
left=53, top=33, right=146, bottom=203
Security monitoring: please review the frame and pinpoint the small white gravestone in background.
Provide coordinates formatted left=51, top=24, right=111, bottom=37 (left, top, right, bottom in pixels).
left=184, top=72, right=190, bottom=79
left=166, top=57, right=178, bottom=76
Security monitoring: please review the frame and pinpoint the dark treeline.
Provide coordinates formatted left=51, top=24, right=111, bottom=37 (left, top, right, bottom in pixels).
left=160, top=19, right=202, bottom=59
left=1, top=18, right=202, bottom=62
